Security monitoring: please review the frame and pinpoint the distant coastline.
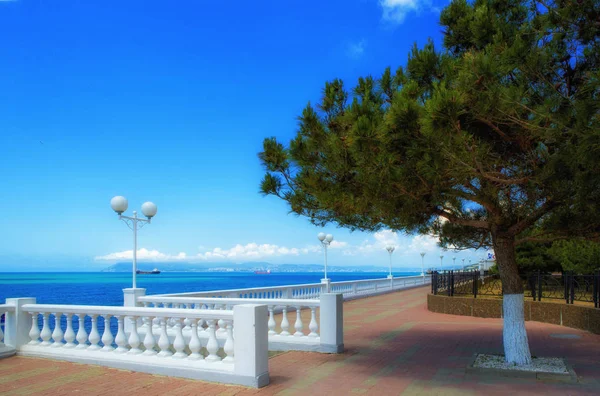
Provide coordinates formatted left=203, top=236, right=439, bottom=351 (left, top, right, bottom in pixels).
left=100, top=261, right=424, bottom=273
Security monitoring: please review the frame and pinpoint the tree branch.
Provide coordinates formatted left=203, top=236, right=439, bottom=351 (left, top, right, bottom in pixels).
left=433, top=208, right=490, bottom=229
left=508, top=199, right=558, bottom=236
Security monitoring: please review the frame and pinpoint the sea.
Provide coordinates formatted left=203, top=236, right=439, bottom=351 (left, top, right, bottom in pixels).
left=0, top=271, right=420, bottom=306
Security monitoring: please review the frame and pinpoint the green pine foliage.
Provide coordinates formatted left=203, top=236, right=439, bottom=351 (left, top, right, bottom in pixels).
left=259, top=0, right=600, bottom=289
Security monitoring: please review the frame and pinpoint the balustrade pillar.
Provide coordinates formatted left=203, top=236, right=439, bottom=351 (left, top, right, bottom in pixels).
left=128, top=316, right=142, bottom=354
left=280, top=308, right=290, bottom=336
left=114, top=315, right=128, bottom=353
left=293, top=306, right=303, bottom=337
left=75, top=314, right=88, bottom=349
left=205, top=320, right=220, bottom=362
left=188, top=319, right=202, bottom=360
left=88, top=315, right=101, bottom=350
left=308, top=307, right=319, bottom=337
left=267, top=307, right=276, bottom=335
left=142, top=316, right=157, bottom=355
left=64, top=314, right=76, bottom=348
left=3, top=298, right=35, bottom=350
left=40, top=313, right=51, bottom=346
left=28, top=313, right=41, bottom=345
left=50, top=313, right=64, bottom=347
left=223, top=320, right=234, bottom=363
left=157, top=318, right=172, bottom=357
left=101, top=315, right=114, bottom=351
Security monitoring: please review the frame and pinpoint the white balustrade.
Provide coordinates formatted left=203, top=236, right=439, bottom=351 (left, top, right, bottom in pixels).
left=153, top=275, right=430, bottom=303
left=15, top=303, right=268, bottom=387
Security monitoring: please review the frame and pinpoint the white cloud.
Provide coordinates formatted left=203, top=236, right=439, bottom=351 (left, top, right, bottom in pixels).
left=95, top=248, right=187, bottom=262
left=379, top=0, right=430, bottom=24
left=347, top=39, right=367, bottom=58
left=197, top=243, right=307, bottom=261
left=407, top=234, right=439, bottom=253
left=95, top=241, right=334, bottom=263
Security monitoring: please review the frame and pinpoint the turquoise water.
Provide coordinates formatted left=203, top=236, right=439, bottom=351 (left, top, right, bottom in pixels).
left=0, top=271, right=418, bottom=306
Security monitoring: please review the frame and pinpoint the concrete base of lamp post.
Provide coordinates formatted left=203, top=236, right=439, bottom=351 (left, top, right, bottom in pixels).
left=387, top=274, right=394, bottom=279
left=321, top=278, right=331, bottom=293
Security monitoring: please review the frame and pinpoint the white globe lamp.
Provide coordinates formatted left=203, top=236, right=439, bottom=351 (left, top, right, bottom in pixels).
left=141, top=201, right=158, bottom=219
left=317, top=232, right=326, bottom=242
left=325, top=234, right=334, bottom=243
left=110, top=196, right=128, bottom=215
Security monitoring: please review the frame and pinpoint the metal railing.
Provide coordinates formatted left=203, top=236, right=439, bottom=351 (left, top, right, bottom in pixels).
left=432, top=270, right=600, bottom=307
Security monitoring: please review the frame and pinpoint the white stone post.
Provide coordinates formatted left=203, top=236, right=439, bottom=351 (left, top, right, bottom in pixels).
left=319, top=293, right=344, bottom=353
left=123, top=288, right=146, bottom=332
left=4, top=298, right=36, bottom=350
left=320, top=279, right=331, bottom=294
left=233, top=304, right=270, bottom=388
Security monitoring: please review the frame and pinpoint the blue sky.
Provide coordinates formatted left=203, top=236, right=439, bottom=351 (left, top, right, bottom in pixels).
left=0, top=0, right=489, bottom=271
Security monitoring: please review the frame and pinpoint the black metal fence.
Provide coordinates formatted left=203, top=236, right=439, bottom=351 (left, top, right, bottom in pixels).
left=431, top=270, right=600, bottom=308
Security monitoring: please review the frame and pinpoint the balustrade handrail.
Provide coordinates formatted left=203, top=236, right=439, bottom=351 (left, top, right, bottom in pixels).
left=21, top=304, right=234, bottom=320
left=137, top=296, right=321, bottom=308
left=156, top=274, right=430, bottom=298
left=154, top=282, right=326, bottom=298
left=0, top=304, right=15, bottom=312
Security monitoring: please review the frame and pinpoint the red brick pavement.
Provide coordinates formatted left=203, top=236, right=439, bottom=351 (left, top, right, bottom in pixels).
left=1, top=285, right=599, bottom=395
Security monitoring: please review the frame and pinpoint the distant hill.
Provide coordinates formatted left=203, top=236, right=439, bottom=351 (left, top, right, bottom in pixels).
left=100, top=261, right=409, bottom=273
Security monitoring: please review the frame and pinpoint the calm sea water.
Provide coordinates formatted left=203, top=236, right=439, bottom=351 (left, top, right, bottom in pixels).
left=0, top=271, right=419, bottom=306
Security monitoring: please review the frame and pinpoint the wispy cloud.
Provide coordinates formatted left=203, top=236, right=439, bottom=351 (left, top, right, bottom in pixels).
left=95, top=248, right=188, bottom=262
left=95, top=242, right=327, bottom=262
left=379, top=0, right=430, bottom=25
left=347, top=39, right=367, bottom=59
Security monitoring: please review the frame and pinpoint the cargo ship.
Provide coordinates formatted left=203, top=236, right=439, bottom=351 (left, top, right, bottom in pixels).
left=254, top=269, right=271, bottom=274
left=136, top=268, right=161, bottom=274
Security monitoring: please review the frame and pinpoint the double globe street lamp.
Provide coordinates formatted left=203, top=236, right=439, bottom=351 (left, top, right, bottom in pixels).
left=317, top=232, right=334, bottom=292
left=110, top=196, right=157, bottom=289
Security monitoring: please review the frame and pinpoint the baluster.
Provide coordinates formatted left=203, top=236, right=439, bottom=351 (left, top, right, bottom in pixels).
left=75, top=314, right=88, bottom=349
left=101, top=315, right=114, bottom=351
left=128, top=316, right=142, bottom=354
left=28, top=312, right=41, bottom=345
left=223, top=320, right=234, bottom=363
left=88, top=315, right=101, bottom=350
left=294, top=306, right=304, bottom=337
left=157, top=318, right=172, bottom=357
left=268, top=306, right=276, bottom=335
left=205, top=320, right=220, bottom=362
left=50, top=313, right=64, bottom=347
left=64, top=314, right=76, bottom=348
left=0, top=311, right=3, bottom=346
left=142, top=302, right=150, bottom=331
left=172, top=318, right=186, bottom=359
left=114, top=315, right=128, bottom=353
left=217, top=305, right=226, bottom=335
left=188, top=318, right=202, bottom=360
left=183, top=304, right=191, bottom=331
left=308, top=307, right=319, bottom=337
left=142, top=316, right=157, bottom=355
left=280, top=307, right=290, bottom=336
left=40, top=312, right=52, bottom=346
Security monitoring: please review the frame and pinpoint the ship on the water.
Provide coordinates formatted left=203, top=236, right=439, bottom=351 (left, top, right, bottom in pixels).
left=136, top=268, right=161, bottom=274
left=254, top=269, right=271, bottom=274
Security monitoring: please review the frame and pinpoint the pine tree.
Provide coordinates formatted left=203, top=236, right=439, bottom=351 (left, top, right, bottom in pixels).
left=259, top=0, right=600, bottom=365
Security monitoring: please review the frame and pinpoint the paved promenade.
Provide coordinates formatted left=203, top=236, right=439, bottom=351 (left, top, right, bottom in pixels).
left=1, top=286, right=599, bottom=395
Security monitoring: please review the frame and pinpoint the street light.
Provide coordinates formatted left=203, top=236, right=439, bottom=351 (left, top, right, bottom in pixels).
left=452, top=256, right=456, bottom=269
left=462, top=258, right=465, bottom=269
left=318, top=232, right=334, bottom=291
left=440, top=254, right=444, bottom=272
left=386, top=245, right=395, bottom=279
left=420, top=252, right=426, bottom=277
left=111, top=196, right=157, bottom=289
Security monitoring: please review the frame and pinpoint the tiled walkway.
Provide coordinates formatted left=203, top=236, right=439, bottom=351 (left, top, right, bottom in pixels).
left=1, top=286, right=599, bottom=395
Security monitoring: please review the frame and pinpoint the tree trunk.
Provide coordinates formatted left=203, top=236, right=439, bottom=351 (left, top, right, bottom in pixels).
left=492, top=232, right=532, bottom=365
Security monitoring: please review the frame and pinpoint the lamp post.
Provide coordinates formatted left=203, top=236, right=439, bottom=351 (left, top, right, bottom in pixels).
left=452, top=257, right=456, bottom=269
left=386, top=245, right=395, bottom=279
left=462, top=258, right=465, bottom=269
left=440, top=254, right=444, bottom=273
left=318, top=232, right=334, bottom=292
left=110, top=196, right=157, bottom=289
left=420, top=252, right=426, bottom=277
